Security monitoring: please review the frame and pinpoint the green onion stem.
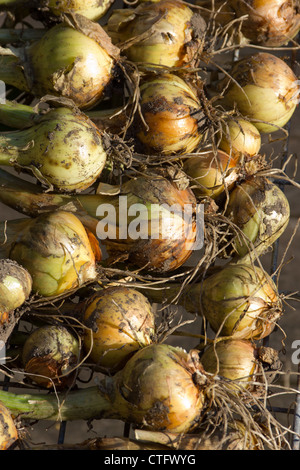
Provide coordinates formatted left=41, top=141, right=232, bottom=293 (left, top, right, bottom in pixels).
left=0, top=55, right=29, bottom=91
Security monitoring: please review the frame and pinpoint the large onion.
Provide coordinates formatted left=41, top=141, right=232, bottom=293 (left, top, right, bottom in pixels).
left=0, top=402, right=18, bottom=450
left=82, top=286, right=155, bottom=373
left=106, top=0, right=206, bottom=68
left=22, top=324, right=80, bottom=389
left=0, top=18, right=119, bottom=109
left=223, top=176, right=290, bottom=258
left=183, top=150, right=240, bottom=198
left=0, top=106, right=107, bottom=192
left=200, top=263, right=282, bottom=340
left=9, top=210, right=98, bottom=298
left=218, top=52, right=299, bottom=133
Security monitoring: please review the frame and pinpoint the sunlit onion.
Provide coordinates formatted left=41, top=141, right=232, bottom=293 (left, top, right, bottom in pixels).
left=200, top=263, right=282, bottom=339
left=83, top=286, right=155, bottom=373
left=106, top=0, right=206, bottom=68
left=0, top=106, right=107, bottom=192
left=218, top=52, right=299, bottom=133
left=43, top=0, right=114, bottom=21
left=223, top=176, right=290, bottom=258
left=183, top=150, right=240, bottom=198
left=22, top=324, right=80, bottom=389
left=9, top=210, right=98, bottom=298
left=218, top=117, right=261, bottom=159
left=0, top=402, right=18, bottom=450
left=134, top=73, right=204, bottom=155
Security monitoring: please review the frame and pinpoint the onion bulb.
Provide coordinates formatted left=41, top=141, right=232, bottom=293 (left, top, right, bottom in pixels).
left=9, top=210, right=98, bottom=298
left=183, top=150, right=240, bottom=198
left=0, top=403, right=18, bottom=450
left=0, top=19, right=119, bottom=109
left=22, top=324, right=80, bottom=389
left=104, top=343, right=207, bottom=432
left=218, top=52, right=299, bottom=133
left=0, top=106, right=107, bottom=192
left=223, top=176, right=290, bottom=258
left=106, top=0, right=206, bottom=68
left=0, top=259, right=32, bottom=325
left=201, top=338, right=281, bottom=390
left=83, top=286, right=155, bottom=373
left=200, top=263, right=282, bottom=339
left=217, top=117, right=261, bottom=159
left=134, top=73, right=204, bottom=155
left=40, top=0, right=114, bottom=21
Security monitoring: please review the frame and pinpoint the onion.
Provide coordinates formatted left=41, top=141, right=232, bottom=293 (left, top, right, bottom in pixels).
left=0, top=18, right=119, bottom=109
left=106, top=0, right=206, bottom=68
left=133, top=73, right=204, bottom=155
left=223, top=176, right=290, bottom=258
left=0, top=402, right=18, bottom=450
left=0, top=259, right=32, bottom=326
left=200, top=263, right=282, bottom=340
left=9, top=210, right=98, bottom=298
left=40, top=0, right=114, bottom=21
left=200, top=338, right=282, bottom=394
left=217, top=117, right=261, bottom=159
left=218, top=52, right=299, bottom=133
left=183, top=150, right=240, bottom=198
left=22, top=324, right=80, bottom=389
left=0, top=172, right=198, bottom=273
left=0, top=106, right=107, bottom=192
left=82, top=286, right=155, bottom=373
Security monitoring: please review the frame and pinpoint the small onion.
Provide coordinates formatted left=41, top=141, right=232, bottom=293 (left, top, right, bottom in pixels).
left=0, top=107, right=107, bottom=192
left=218, top=52, right=299, bottom=133
left=104, top=343, right=207, bottom=433
left=83, top=286, right=155, bottom=373
left=106, top=0, right=206, bottom=68
left=9, top=210, right=98, bottom=298
left=183, top=150, right=240, bottom=198
left=217, top=117, right=261, bottom=159
left=0, top=402, right=18, bottom=450
left=0, top=20, right=118, bottom=109
left=223, top=176, right=290, bottom=258
left=200, top=263, right=282, bottom=339
left=0, top=259, right=32, bottom=325
left=22, top=324, right=80, bottom=389
left=134, top=73, right=204, bottom=155
left=43, top=0, right=114, bottom=21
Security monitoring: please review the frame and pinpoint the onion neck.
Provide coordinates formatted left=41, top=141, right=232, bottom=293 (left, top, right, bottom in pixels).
left=0, top=28, right=44, bottom=45
left=0, top=55, right=29, bottom=92
left=0, top=100, right=37, bottom=129
left=0, top=127, right=36, bottom=166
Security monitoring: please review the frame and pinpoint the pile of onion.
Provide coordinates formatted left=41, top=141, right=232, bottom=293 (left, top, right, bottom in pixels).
left=82, top=286, right=155, bottom=373
left=218, top=52, right=300, bottom=133
left=22, top=324, right=80, bottom=389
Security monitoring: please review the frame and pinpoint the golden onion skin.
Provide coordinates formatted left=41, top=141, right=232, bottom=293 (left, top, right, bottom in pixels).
left=183, top=150, right=240, bottom=198
left=219, top=52, right=299, bottom=133
left=105, top=344, right=206, bottom=433
left=46, top=0, right=114, bottom=21
left=218, top=118, right=261, bottom=159
left=0, top=403, right=18, bottom=450
left=9, top=211, right=98, bottom=298
left=83, top=286, right=155, bottom=373
left=200, top=263, right=282, bottom=340
left=107, top=0, right=206, bottom=68
left=0, top=259, right=32, bottom=325
left=134, top=73, right=203, bottom=155
left=224, top=176, right=290, bottom=258
left=22, top=325, right=80, bottom=389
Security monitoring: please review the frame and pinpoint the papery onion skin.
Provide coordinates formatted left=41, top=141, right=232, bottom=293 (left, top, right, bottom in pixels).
left=106, top=0, right=206, bottom=68
left=224, top=176, right=290, bottom=258
left=22, top=324, right=80, bottom=389
left=183, top=150, right=240, bottom=198
left=219, top=52, right=299, bottom=133
left=218, top=118, right=261, bottom=159
left=9, top=210, right=98, bottom=298
left=83, top=286, right=155, bottom=373
left=104, top=343, right=207, bottom=433
left=0, top=402, right=18, bottom=450
left=134, top=73, right=204, bottom=155
left=0, top=259, right=32, bottom=325
left=200, top=263, right=282, bottom=340
left=0, top=107, right=107, bottom=193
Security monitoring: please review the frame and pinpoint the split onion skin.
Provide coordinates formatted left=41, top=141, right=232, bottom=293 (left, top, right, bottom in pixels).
left=22, top=324, right=80, bottom=389
left=0, top=402, right=18, bottom=450
left=200, top=263, right=282, bottom=340
left=9, top=211, right=98, bottom=298
left=219, top=52, right=299, bottom=133
left=83, top=286, right=155, bottom=373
